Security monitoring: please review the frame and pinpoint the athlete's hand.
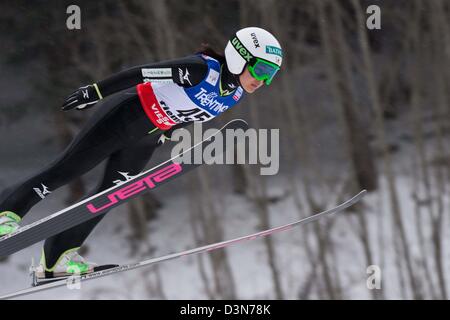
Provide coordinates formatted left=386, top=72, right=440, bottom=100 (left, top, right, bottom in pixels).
left=61, top=84, right=102, bottom=111
left=156, top=123, right=192, bottom=146
left=157, top=133, right=171, bottom=146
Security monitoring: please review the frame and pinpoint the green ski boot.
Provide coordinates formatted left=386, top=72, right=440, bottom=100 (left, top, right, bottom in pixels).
left=0, top=211, right=21, bottom=236
left=32, top=248, right=118, bottom=286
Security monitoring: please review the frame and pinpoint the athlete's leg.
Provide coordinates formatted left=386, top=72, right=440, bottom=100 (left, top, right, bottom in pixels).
left=43, top=132, right=161, bottom=268
left=0, top=88, right=152, bottom=218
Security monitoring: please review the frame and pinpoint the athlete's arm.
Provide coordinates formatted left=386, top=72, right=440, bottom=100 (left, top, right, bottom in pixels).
left=61, top=55, right=208, bottom=111
left=97, top=55, right=208, bottom=95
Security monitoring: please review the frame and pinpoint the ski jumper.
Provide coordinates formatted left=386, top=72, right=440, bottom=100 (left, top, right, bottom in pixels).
left=0, top=54, right=244, bottom=269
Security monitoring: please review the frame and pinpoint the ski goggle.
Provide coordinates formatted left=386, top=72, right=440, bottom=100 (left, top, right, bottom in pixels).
left=247, top=58, right=280, bottom=85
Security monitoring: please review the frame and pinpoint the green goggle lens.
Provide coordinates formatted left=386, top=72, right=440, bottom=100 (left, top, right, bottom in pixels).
left=248, top=59, right=280, bottom=85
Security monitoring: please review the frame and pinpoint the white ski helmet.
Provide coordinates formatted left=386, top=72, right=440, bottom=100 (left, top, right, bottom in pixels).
left=225, top=27, right=283, bottom=84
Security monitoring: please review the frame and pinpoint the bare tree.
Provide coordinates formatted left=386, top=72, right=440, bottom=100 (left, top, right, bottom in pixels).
left=351, top=0, right=421, bottom=299
left=407, top=0, right=439, bottom=299
left=188, top=168, right=237, bottom=299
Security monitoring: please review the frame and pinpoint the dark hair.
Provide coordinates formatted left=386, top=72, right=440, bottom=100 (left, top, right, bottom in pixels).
left=196, top=43, right=225, bottom=63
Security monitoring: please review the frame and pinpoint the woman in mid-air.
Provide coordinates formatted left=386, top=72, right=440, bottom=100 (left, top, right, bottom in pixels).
left=0, top=27, right=283, bottom=282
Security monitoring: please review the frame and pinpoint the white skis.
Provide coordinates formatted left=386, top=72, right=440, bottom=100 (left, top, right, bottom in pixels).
left=0, top=190, right=366, bottom=300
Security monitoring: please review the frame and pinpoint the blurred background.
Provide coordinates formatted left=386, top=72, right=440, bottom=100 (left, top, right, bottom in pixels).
left=0, top=0, right=449, bottom=299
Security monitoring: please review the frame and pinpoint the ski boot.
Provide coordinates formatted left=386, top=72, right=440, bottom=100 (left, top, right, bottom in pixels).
left=0, top=211, right=21, bottom=236
left=31, top=248, right=118, bottom=286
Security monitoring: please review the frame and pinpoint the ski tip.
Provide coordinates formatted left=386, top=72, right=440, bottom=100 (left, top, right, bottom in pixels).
left=350, top=189, right=367, bottom=202
left=225, top=118, right=249, bottom=128
left=236, top=118, right=249, bottom=126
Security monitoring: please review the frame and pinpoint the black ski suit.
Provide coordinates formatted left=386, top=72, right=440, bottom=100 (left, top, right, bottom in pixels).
left=0, top=54, right=240, bottom=268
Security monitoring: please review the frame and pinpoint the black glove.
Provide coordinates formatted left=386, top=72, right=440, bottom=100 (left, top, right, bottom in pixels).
left=61, top=84, right=102, bottom=111
left=157, top=132, right=171, bottom=146
left=156, top=122, right=191, bottom=146
left=152, top=121, right=193, bottom=146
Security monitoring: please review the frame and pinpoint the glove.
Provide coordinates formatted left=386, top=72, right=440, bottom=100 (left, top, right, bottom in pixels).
left=157, top=133, right=171, bottom=146
left=156, top=122, right=193, bottom=145
left=61, top=84, right=103, bottom=111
